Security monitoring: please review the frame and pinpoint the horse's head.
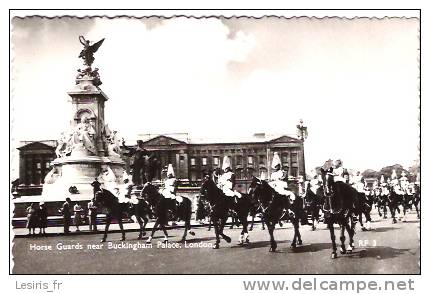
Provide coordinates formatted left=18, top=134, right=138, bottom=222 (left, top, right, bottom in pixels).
left=94, top=189, right=118, bottom=208
left=140, top=182, right=160, bottom=204
left=248, top=176, right=275, bottom=207
left=199, top=175, right=220, bottom=202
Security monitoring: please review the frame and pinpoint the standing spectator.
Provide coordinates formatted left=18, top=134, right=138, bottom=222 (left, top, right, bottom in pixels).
left=38, top=202, right=48, bottom=235
left=26, top=203, right=39, bottom=235
left=59, top=197, right=72, bottom=234
left=87, top=198, right=98, bottom=231
left=73, top=203, right=84, bottom=232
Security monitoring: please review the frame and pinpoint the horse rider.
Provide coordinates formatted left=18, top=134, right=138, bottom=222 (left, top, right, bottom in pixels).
left=399, top=171, right=409, bottom=192
left=217, top=156, right=242, bottom=201
left=390, top=169, right=399, bottom=187
left=90, top=177, right=102, bottom=198
left=352, top=171, right=365, bottom=194
left=268, top=152, right=296, bottom=202
left=308, top=171, right=322, bottom=195
left=380, top=175, right=390, bottom=197
left=160, top=164, right=181, bottom=218
left=115, top=178, right=134, bottom=203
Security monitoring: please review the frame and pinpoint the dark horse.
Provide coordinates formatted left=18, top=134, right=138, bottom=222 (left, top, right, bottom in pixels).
left=412, top=184, right=421, bottom=219
left=248, top=177, right=303, bottom=252
left=319, top=169, right=358, bottom=259
left=140, top=182, right=195, bottom=243
left=304, top=183, right=324, bottom=231
left=356, top=190, right=373, bottom=231
left=199, top=177, right=232, bottom=248
left=94, top=189, right=151, bottom=242
left=387, top=186, right=402, bottom=223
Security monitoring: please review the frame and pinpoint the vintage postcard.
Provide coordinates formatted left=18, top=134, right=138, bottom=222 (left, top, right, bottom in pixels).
left=10, top=11, right=420, bottom=279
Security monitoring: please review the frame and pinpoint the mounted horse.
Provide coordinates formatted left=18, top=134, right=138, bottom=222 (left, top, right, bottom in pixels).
left=140, top=182, right=195, bottom=243
left=303, top=182, right=324, bottom=231
left=319, top=168, right=358, bottom=259
left=355, top=189, right=373, bottom=231
left=374, top=187, right=388, bottom=219
left=387, top=186, right=402, bottom=223
left=412, top=184, right=421, bottom=219
left=248, top=177, right=303, bottom=252
left=199, top=176, right=234, bottom=248
left=94, top=188, right=151, bottom=242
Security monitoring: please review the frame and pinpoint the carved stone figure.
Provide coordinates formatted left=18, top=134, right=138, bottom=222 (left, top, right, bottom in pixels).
left=44, top=166, right=60, bottom=184
left=56, top=131, right=73, bottom=158
left=72, top=117, right=97, bottom=155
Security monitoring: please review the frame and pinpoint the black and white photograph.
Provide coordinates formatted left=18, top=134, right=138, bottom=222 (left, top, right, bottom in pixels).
left=9, top=10, right=421, bottom=278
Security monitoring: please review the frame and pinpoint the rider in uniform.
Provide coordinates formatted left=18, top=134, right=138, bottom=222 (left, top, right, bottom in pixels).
left=160, top=164, right=181, bottom=220
left=399, top=171, right=409, bottom=192
left=217, top=156, right=242, bottom=201
left=268, top=152, right=296, bottom=201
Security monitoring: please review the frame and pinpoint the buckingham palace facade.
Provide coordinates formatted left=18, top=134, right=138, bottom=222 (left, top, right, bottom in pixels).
left=126, top=133, right=306, bottom=183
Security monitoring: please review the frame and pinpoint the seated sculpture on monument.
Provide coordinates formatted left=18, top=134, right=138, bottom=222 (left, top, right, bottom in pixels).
left=72, top=116, right=97, bottom=155
left=56, top=131, right=74, bottom=158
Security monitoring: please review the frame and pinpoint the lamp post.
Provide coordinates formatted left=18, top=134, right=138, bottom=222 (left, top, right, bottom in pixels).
left=296, top=119, right=308, bottom=179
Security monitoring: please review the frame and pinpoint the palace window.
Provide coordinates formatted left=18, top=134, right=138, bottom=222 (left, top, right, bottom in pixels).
left=202, top=157, right=207, bottom=166
left=213, top=157, right=219, bottom=166
left=190, top=158, right=196, bottom=166
left=291, top=167, right=298, bottom=177
left=291, top=153, right=298, bottom=164
left=259, top=155, right=265, bottom=165
left=247, top=156, right=254, bottom=165
left=282, top=153, right=289, bottom=163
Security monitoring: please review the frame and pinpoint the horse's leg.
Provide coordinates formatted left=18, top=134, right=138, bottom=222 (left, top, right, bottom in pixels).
left=208, top=217, right=212, bottom=231
left=242, top=214, right=249, bottom=244
left=219, top=215, right=231, bottom=243
left=118, top=217, right=126, bottom=241
left=365, top=211, right=372, bottom=230
left=345, top=221, right=355, bottom=252
left=296, top=219, right=302, bottom=245
left=160, top=221, right=169, bottom=243
left=339, top=224, right=346, bottom=254
left=213, top=217, right=220, bottom=249
left=390, top=204, right=397, bottom=224
left=383, top=203, right=387, bottom=219
left=291, top=219, right=298, bottom=248
left=146, top=218, right=159, bottom=243
left=137, top=217, right=144, bottom=240
left=142, top=216, right=148, bottom=236
left=180, top=219, right=189, bottom=243
left=249, top=215, right=254, bottom=231
left=359, top=212, right=367, bottom=231
left=268, top=221, right=277, bottom=252
left=261, top=215, right=266, bottom=230
left=101, top=215, right=111, bottom=243
left=229, top=215, right=235, bottom=229
left=328, top=219, right=337, bottom=259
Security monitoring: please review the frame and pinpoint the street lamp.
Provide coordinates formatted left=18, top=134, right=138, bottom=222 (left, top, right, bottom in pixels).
left=296, top=119, right=308, bottom=141
left=296, top=119, right=308, bottom=179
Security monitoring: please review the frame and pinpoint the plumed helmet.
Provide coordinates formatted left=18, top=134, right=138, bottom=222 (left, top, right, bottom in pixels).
left=391, top=169, right=397, bottom=179
left=167, top=164, right=175, bottom=177
left=222, top=156, right=231, bottom=171
left=271, top=152, right=282, bottom=169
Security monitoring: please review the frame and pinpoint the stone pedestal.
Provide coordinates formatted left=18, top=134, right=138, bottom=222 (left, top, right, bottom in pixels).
left=41, top=74, right=126, bottom=200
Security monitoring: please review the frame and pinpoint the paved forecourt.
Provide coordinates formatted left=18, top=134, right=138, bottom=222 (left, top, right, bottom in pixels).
left=12, top=211, right=420, bottom=274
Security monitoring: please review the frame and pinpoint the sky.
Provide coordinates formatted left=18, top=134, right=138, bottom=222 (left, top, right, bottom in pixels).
left=10, top=16, right=420, bottom=176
